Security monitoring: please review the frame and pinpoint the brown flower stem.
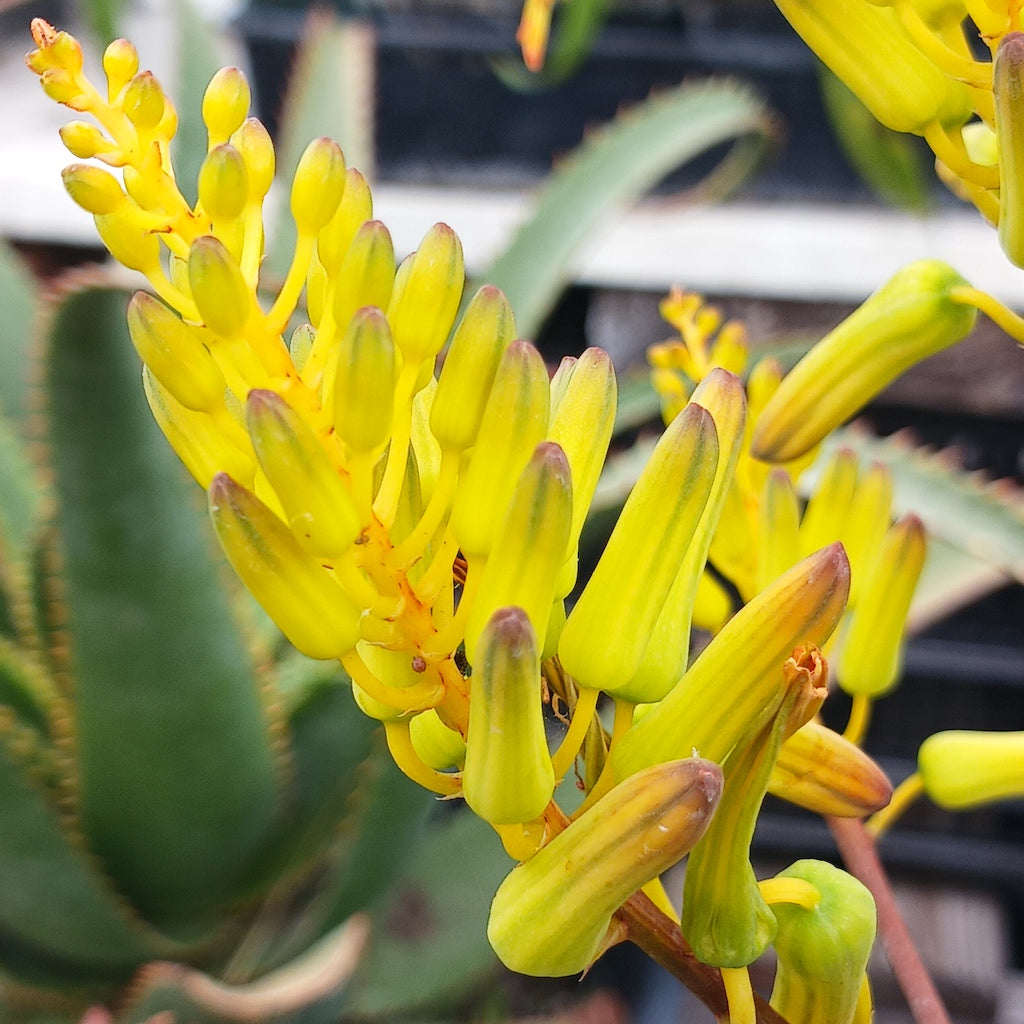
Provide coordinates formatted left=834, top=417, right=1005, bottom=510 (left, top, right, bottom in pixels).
left=620, top=891, right=791, bottom=1024
left=828, top=816, right=953, bottom=1024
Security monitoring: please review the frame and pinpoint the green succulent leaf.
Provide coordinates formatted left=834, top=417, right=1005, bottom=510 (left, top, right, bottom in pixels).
left=475, top=79, right=773, bottom=340
left=39, top=282, right=281, bottom=936
left=0, top=239, right=38, bottom=425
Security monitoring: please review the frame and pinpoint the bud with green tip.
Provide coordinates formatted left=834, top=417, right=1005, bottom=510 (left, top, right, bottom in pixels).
left=386, top=223, right=465, bottom=363
left=452, top=340, right=550, bottom=559
left=837, top=513, right=926, bottom=698
left=430, top=285, right=517, bottom=453
left=462, top=607, right=555, bottom=825
left=464, top=443, right=573, bottom=666
left=487, top=757, right=722, bottom=976
left=918, top=730, right=1024, bottom=810
left=612, top=544, right=850, bottom=780
left=751, top=261, right=977, bottom=462
left=246, top=389, right=363, bottom=556
left=769, top=859, right=876, bottom=1024
left=557, top=402, right=718, bottom=702
left=208, top=473, right=361, bottom=660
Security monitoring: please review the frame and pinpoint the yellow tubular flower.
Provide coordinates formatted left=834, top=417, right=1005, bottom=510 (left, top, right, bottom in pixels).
left=546, top=347, right=618, bottom=597
left=797, top=447, right=859, bottom=560
left=772, top=0, right=970, bottom=134
left=452, top=340, right=551, bottom=560
left=557, top=403, right=718, bottom=701
left=842, top=460, right=894, bottom=607
left=995, top=32, right=1024, bottom=267
left=751, top=260, right=977, bottom=462
left=462, top=607, right=555, bottom=825
left=611, top=546, right=850, bottom=779
left=464, top=443, right=573, bottom=666
left=768, top=720, right=893, bottom=816
left=245, top=389, right=363, bottom=557
left=487, top=758, right=723, bottom=976
left=386, top=223, right=465, bottom=364
left=430, top=286, right=517, bottom=453
left=756, top=468, right=801, bottom=591
left=918, top=730, right=1024, bottom=809
left=769, top=860, right=876, bottom=1024
left=837, top=513, right=926, bottom=698
left=207, top=473, right=362, bottom=660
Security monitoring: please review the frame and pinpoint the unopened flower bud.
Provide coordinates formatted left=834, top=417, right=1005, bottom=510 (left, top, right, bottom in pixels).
left=995, top=33, right=1024, bottom=266
left=387, top=223, right=465, bottom=363
left=197, top=144, right=248, bottom=223
left=462, top=607, right=554, bottom=825
left=101, top=36, right=139, bottom=98
left=59, top=121, right=116, bottom=160
left=317, top=168, right=373, bottom=274
left=95, top=205, right=161, bottom=273
left=488, top=758, right=722, bottom=976
left=123, top=71, right=166, bottom=130
left=918, top=730, right=1024, bottom=810
left=127, top=292, right=225, bottom=412
left=430, top=286, right=517, bottom=453
left=331, top=306, right=396, bottom=454
left=247, top=389, right=363, bottom=556
left=757, top=468, right=801, bottom=590
left=291, top=137, right=346, bottom=235
left=331, top=220, right=396, bottom=332
left=208, top=473, right=361, bottom=659
left=61, top=163, right=126, bottom=216
left=752, top=261, right=977, bottom=462
left=612, top=545, right=850, bottom=780
left=837, top=513, right=925, bottom=698
left=409, top=709, right=466, bottom=771
left=188, top=235, right=253, bottom=337
left=202, top=66, right=251, bottom=147
left=235, top=117, right=276, bottom=200
left=464, top=443, right=573, bottom=666
left=558, top=403, right=718, bottom=701
left=769, top=860, right=876, bottom=1024
left=769, top=720, right=893, bottom=817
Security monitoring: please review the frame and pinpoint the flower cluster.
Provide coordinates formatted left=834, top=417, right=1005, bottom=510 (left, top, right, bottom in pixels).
left=27, top=16, right=1020, bottom=1023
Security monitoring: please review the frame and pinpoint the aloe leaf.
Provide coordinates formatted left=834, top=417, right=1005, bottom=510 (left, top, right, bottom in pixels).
left=339, top=811, right=510, bottom=1019
left=265, top=10, right=376, bottom=282
left=39, top=281, right=280, bottom=934
left=475, top=79, right=773, bottom=340
left=0, top=240, right=38, bottom=425
left=0, top=717, right=169, bottom=986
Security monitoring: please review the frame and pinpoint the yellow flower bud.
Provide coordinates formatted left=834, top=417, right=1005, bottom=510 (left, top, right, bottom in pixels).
left=61, top=163, right=126, bottom=216
left=235, top=117, right=276, bottom=200
left=208, top=473, right=361, bottom=659
left=751, top=261, right=977, bottom=462
left=843, top=460, right=894, bottom=606
left=797, top=447, right=858, bottom=559
left=546, top=347, right=617, bottom=597
left=772, top=0, right=970, bottom=133
left=246, top=389, right=363, bottom=556
left=464, top=443, right=573, bottom=666
left=769, top=720, right=893, bottom=817
left=558, top=403, right=718, bottom=701
left=59, top=121, right=116, bottom=161
left=330, top=220, right=396, bottom=333
left=188, top=235, right=253, bottom=337
left=95, top=205, right=161, bottom=273
left=452, top=341, right=550, bottom=559
left=409, top=709, right=466, bottom=771
left=430, top=286, right=517, bottom=453
left=995, top=33, right=1024, bottom=267
left=197, top=144, right=248, bottom=223
left=123, top=71, right=166, bottom=131
left=290, top=137, right=346, bottom=236
left=769, top=860, right=876, bottom=1024
left=317, top=168, right=373, bottom=274
left=462, top=607, right=555, bottom=825
left=102, top=37, right=139, bottom=101
left=127, top=291, right=226, bottom=412
left=612, top=546, right=850, bottom=779
left=143, top=368, right=255, bottom=490
left=386, top=223, right=465, bottom=363
left=918, top=730, right=1024, bottom=810
left=202, top=66, right=251, bottom=147
left=757, top=468, right=801, bottom=591
left=837, top=513, right=925, bottom=698
left=488, top=758, right=722, bottom=976
left=331, top=306, right=396, bottom=454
